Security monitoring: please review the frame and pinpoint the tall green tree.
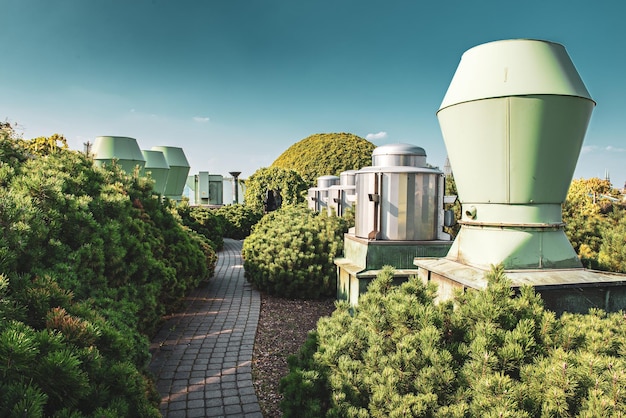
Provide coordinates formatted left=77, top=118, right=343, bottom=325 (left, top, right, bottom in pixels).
left=562, top=178, right=623, bottom=268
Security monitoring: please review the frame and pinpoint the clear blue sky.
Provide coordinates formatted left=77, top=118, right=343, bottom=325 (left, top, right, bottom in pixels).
left=2, top=0, right=625, bottom=185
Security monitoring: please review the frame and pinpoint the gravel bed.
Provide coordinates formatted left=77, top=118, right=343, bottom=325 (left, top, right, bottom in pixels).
left=252, top=293, right=336, bottom=417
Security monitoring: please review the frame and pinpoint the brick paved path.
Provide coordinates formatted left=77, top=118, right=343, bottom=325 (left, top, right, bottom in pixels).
left=149, top=238, right=262, bottom=417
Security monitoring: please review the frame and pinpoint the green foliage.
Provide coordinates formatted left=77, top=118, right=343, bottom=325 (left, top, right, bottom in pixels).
left=242, top=205, right=348, bottom=298
left=598, top=214, right=626, bottom=272
left=215, top=203, right=263, bottom=240
left=0, top=132, right=212, bottom=416
left=272, top=132, right=375, bottom=184
left=563, top=177, right=625, bottom=269
left=444, top=174, right=461, bottom=238
left=281, top=266, right=626, bottom=416
left=175, top=202, right=224, bottom=250
left=243, top=166, right=309, bottom=212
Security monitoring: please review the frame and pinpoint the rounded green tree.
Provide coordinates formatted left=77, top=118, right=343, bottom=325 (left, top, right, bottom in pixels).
left=272, top=132, right=375, bottom=184
left=243, top=166, right=308, bottom=212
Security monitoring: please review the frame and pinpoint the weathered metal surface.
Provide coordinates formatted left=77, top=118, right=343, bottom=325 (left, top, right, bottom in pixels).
left=335, top=234, right=453, bottom=305
left=354, top=166, right=444, bottom=240
left=328, top=184, right=355, bottom=217
left=415, top=257, right=626, bottom=313
left=415, top=258, right=626, bottom=288
left=345, top=228, right=451, bottom=269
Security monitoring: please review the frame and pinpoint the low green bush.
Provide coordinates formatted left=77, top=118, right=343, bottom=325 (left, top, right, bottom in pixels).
left=281, top=266, right=626, bottom=417
left=175, top=203, right=224, bottom=250
left=242, top=205, right=348, bottom=298
left=215, top=204, right=263, bottom=240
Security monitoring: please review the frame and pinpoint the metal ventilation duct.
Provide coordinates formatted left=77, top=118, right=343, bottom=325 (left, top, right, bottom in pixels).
left=151, top=146, right=191, bottom=200
left=92, top=136, right=146, bottom=174
left=437, top=39, right=595, bottom=270
left=141, top=150, right=170, bottom=195
left=354, top=144, right=447, bottom=241
left=372, top=143, right=427, bottom=168
left=340, top=170, right=357, bottom=186
left=355, top=166, right=444, bottom=241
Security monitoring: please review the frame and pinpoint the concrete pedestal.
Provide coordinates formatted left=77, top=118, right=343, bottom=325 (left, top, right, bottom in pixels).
left=335, top=233, right=452, bottom=306
left=414, top=257, right=626, bottom=315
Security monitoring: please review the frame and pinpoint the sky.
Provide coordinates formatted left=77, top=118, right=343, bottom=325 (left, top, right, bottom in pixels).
left=2, top=0, right=625, bottom=186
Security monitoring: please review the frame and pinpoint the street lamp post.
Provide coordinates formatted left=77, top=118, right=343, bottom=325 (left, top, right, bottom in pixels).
left=229, top=171, right=241, bottom=204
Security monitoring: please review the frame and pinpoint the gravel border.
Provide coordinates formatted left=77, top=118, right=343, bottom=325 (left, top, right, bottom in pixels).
left=252, top=293, right=336, bottom=417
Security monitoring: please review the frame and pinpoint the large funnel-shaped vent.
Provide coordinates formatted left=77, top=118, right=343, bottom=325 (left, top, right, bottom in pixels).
left=438, top=39, right=595, bottom=270
left=151, top=146, right=190, bottom=200
left=92, top=136, right=146, bottom=174
left=142, top=150, right=170, bottom=195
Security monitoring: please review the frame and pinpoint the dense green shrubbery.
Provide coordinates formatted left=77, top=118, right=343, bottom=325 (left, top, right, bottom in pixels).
left=272, top=132, right=375, bottom=184
left=281, top=266, right=626, bottom=417
left=175, top=202, right=224, bottom=250
left=242, top=205, right=348, bottom=298
left=215, top=204, right=263, bottom=240
left=0, top=128, right=216, bottom=416
left=243, top=166, right=309, bottom=213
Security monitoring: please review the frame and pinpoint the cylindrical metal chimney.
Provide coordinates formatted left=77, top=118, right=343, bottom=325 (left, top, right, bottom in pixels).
left=229, top=171, right=241, bottom=204
left=372, top=143, right=427, bottom=168
left=437, top=39, right=595, bottom=269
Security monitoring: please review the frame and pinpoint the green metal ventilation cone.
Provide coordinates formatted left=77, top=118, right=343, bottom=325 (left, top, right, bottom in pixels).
left=142, top=150, right=170, bottom=196
left=437, top=39, right=595, bottom=270
left=92, top=136, right=146, bottom=174
left=151, top=146, right=190, bottom=200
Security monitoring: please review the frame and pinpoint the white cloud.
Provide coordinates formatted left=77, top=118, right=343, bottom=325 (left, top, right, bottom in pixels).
left=193, top=116, right=210, bottom=123
left=366, top=131, right=388, bottom=141
left=582, top=145, right=626, bottom=154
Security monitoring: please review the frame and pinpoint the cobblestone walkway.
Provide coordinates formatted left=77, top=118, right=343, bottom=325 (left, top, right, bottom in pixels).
left=149, top=239, right=262, bottom=417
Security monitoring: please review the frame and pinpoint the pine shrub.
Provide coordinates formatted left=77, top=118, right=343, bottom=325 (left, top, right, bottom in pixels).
left=215, top=203, right=263, bottom=240
left=175, top=202, right=224, bottom=250
left=0, top=131, right=213, bottom=416
left=281, top=265, right=626, bottom=416
left=242, top=205, right=347, bottom=298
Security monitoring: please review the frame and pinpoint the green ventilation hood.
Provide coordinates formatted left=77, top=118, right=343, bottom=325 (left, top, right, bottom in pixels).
left=141, top=150, right=170, bottom=195
left=151, top=146, right=190, bottom=200
left=92, top=136, right=146, bottom=174
left=437, top=39, right=595, bottom=270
